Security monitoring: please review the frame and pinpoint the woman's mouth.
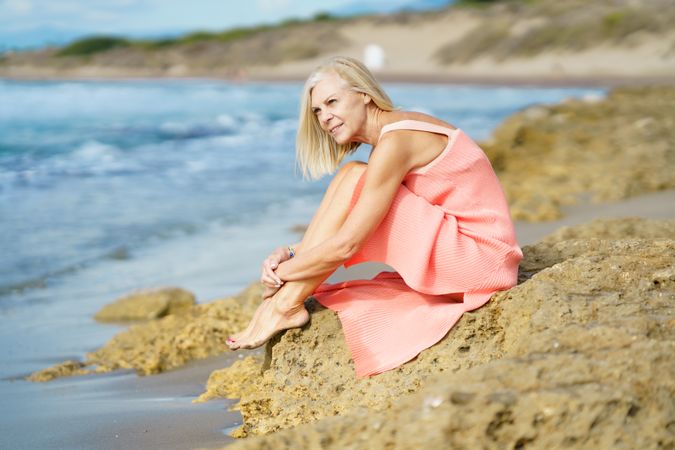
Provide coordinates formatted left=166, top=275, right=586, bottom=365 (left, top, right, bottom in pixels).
left=330, top=124, right=343, bottom=135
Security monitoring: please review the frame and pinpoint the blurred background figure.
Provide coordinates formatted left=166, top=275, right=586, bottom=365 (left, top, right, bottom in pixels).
left=363, top=43, right=385, bottom=71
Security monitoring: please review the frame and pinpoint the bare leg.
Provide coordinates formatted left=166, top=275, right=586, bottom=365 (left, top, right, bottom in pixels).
left=228, top=162, right=367, bottom=350
left=227, top=162, right=360, bottom=343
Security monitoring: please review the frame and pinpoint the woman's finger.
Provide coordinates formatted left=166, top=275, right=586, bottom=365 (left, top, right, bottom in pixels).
left=261, top=278, right=282, bottom=289
left=269, top=256, right=281, bottom=269
left=260, top=270, right=280, bottom=286
left=264, top=256, right=281, bottom=271
left=261, top=259, right=275, bottom=279
left=261, top=269, right=283, bottom=287
left=263, top=261, right=283, bottom=285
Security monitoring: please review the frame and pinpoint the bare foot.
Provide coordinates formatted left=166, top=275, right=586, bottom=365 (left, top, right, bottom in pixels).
left=227, top=297, right=309, bottom=350
left=227, top=296, right=267, bottom=344
left=227, top=286, right=278, bottom=345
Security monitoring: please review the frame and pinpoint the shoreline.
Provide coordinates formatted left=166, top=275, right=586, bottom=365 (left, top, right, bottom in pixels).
left=2, top=72, right=675, bottom=88
left=0, top=351, right=258, bottom=450
left=5, top=188, right=674, bottom=450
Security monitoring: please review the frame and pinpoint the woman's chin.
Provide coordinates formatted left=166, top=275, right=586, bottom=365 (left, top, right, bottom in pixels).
left=332, top=132, right=349, bottom=144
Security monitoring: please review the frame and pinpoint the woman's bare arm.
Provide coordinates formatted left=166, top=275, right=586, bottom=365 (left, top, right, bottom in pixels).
left=274, top=134, right=414, bottom=281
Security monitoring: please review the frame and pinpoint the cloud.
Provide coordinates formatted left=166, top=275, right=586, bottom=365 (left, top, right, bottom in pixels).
left=4, top=0, right=33, bottom=14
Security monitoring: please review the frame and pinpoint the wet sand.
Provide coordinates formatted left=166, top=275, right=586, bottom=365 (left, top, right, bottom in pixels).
left=3, top=72, right=675, bottom=89
left=3, top=188, right=674, bottom=450
left=0, top=351, right=259, bottom=450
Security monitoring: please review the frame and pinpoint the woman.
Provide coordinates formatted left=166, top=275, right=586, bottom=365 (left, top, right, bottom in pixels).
left=226, top=56, right=522, bottom=378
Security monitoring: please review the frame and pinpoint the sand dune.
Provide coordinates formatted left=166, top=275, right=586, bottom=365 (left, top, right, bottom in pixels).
left=2, top=0, right=674, bottom=85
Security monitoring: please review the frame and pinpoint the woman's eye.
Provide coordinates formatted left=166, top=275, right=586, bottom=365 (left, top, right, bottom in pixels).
left=328, top=99, right=336, bottom=104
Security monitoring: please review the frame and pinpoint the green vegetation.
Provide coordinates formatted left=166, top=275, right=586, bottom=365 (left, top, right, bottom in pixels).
left=436, top=0, right=672, bottom=64
left=129, top=26, right=271, bottom=50
left=21, top=0, right=672, bottom=67
left=311, top=12, right=338, bottom=22
left=516, top=7, right=657, bottom=53
left=600, top=9, right=656, bottom=43
left=603, top=10, right=626, bottom=29
left=174, top=27, right=265, bottom=44
left=455, top=0, right=538, bottom=8
left=456, top=0, right=503, bottom=4
left=55, top=11, right=343, bottom=57
left=57, top=36, right=130, bottom=56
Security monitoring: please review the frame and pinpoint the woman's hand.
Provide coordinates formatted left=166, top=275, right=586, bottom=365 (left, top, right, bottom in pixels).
left=260, top=246, right=291, bottom=295
left=262, top=284, right=280, bottom=301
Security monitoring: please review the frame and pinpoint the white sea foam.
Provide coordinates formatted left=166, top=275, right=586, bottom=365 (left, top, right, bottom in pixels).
left=56, top=140, right=142, bottom=177
left=216, top=114, right=238, bottom=128
left=159, top=121, right=192, bottom=135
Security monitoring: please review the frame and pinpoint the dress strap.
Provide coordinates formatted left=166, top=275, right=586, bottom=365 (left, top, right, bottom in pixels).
left=377, top=119, right=458, bottom=145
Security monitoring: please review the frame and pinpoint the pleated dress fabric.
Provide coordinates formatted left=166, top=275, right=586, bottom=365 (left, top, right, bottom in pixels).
left=312, top=120, right=523, bottom=378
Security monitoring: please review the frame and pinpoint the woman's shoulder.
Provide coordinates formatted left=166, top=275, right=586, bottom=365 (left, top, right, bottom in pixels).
left=382, top=111, right=458, bottom=132
left=376, top=112, right=458, bottom=149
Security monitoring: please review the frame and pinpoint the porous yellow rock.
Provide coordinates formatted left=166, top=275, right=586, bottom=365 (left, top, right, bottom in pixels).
left=27, top=283, right=264, bottom=380
left=26, top=360, right=92, bottom=382
left=194, top=354, right=265, bottom=404
left=94, top=286, right=196, bottom=322
left=201, top=218, right=674, bottom=448
left=481, top=86, right=675, bottom=221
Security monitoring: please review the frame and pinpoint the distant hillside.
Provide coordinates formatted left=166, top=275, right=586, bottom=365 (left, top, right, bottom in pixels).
left=1, top=0, right=674, bottom=83
left=438, top=0, right=674, bottom=60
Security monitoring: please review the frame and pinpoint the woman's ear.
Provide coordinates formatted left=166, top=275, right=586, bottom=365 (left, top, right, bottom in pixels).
left=362, top=93, right=372, bottom=105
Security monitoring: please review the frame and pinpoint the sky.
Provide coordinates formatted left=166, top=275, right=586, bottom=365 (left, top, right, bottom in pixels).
left=0, top=0, right=450, bottom=49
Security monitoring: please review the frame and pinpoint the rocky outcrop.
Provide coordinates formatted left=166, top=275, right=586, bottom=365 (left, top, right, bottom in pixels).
left=26, top=360, right=92, bottom=382
left=27, top=219, right=675, bottom=447
left=27, top=283, right=263, bottom=381
left=194, top=354, right=265, bottom=404
left=93, top=286, right=196, bottom=322
left=480, top=86, right=675, bottom=221
left=199, top=218, right=674, bottom=448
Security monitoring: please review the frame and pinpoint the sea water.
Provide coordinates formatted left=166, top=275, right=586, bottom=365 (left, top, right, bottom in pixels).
left=0, top=79, right=604, bottom=381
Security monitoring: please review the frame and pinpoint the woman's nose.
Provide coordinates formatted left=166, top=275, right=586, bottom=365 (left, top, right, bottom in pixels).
left=321, top=111, right=333, bottom=125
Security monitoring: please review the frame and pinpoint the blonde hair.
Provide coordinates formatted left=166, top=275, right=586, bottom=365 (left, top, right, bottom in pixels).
left=296, top=56, right=396, bottom=180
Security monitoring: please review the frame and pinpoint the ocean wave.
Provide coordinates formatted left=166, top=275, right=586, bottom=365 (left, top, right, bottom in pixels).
left=157, top=120, right=235, bottom=140
left=0, top=219, right=204, bottom=300
left=0, top=190, right=317, bottom=302
left=43, top=140, right=143, bottom=178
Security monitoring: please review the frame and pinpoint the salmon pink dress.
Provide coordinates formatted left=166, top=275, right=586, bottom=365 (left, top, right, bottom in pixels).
left=312, top=120, right=523, bottom=378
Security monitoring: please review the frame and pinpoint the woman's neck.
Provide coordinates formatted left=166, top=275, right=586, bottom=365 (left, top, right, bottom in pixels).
left=353, top=107, right=393, bottom=147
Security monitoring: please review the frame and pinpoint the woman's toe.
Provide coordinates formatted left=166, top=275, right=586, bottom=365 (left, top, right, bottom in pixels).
left=226, top=337, right=239, bottom=350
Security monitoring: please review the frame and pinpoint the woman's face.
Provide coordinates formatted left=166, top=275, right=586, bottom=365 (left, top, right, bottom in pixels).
left=310, top=72, right=369, bottom=144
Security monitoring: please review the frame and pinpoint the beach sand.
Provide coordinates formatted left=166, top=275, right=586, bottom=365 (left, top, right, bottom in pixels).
left=3, top=4, right=675, bottom=88
left=1, top=351, right=255, bottom=450
left=5, top=187, right=673, bottom=450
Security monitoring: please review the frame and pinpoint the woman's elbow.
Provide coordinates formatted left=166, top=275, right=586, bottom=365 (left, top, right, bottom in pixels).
left=334, top=238, right=360, bottom=263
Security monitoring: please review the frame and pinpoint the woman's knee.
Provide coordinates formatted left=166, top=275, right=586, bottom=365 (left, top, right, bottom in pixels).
left=336, top=161, right=366, bottom=195
left=339, top=161, right=367, bottom=180
left=328, top=161, right=367, bottom=191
